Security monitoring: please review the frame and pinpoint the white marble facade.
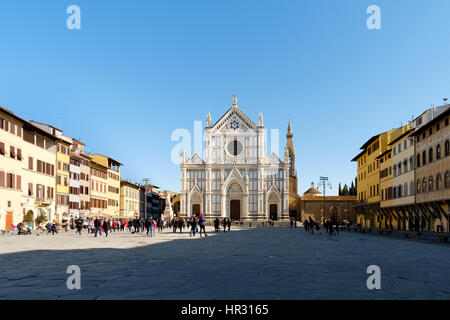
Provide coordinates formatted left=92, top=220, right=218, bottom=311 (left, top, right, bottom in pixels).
left=180, top=96, right=290, bottom=221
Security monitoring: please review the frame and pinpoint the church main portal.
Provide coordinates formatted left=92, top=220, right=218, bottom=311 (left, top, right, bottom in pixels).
left=230, top=200, right=241, bottom=221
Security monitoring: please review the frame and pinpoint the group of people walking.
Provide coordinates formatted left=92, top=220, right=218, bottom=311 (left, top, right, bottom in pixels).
left=15, top=215, right=237, bottom=237
left=304, top=217, right=341, bottom=236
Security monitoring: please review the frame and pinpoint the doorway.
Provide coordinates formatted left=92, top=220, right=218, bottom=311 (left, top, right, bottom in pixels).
left=6, top=212, right=12, bottom=230
left=230, top=200, right=240, bottom=221
left=270, top=204, right=278, bottom=221
left=192, top=204, right=200, bottom=217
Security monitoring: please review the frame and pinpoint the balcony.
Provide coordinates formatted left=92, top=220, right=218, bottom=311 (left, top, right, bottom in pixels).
left=35, top=197, right=53, bottom=206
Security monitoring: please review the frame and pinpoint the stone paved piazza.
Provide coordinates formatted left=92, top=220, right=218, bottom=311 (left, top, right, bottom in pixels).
left=0, top=227, right=449, bottom=300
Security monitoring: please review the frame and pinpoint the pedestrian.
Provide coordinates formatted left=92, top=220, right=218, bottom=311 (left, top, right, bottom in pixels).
left=51, top=220, right=58, bottom=235
left=190, top=216, right=197, bottom=237
left=150, top=217, right=156, bottom=237
left=145, top=218, right=151, bottom=236
left=222, top=218, right=227, bottom=233
left=76, top=217, right=83, bottom=235
left=103, top=219, right=110, bottom=237
left=214, top=218, right=219, bottom=232
left=94, top=218, right=102, bottom=237
left=227, top=218, right=231, bottom=231
left=199, top=213, right=208, bottom=237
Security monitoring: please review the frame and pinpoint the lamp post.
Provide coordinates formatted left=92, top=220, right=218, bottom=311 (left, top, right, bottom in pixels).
left=317, top=177, right=332, bottom=224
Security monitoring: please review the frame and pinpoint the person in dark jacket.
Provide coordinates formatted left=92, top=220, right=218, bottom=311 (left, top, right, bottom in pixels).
left=94, top=218, right=102, bottom=237
left=189, top=216, right=197, bottom=237
left=222, top=219, right=227, bottom=233
left=103, top=219, right=110, bottom=237
left=145, top=218, right=151, bottom=236
left=76, top=218, right=83, bottom=235
left=51, top=221, right=58, bottom=235
left=214, top=218, right=220, bottom=232
left=227, top=218, right=231, bottom=231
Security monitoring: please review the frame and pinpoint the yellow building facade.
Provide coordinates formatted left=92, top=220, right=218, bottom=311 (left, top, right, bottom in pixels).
left=91, top=154, right=122, bottom=217
left=378, top=149, right=394, bottom=229
left=352, top=125, right=410, bottom=228
left=120, top=180, right=140, bottom=218
left=55, top=139, right=71, bottom=223
left=1, top=107, right=60, bottom=230
left=90, top=160, right=108, bottom=217
left=0, top=107, right=26, bottom=230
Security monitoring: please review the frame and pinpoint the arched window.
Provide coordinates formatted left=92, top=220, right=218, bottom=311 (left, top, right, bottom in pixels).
left=410, top=181, right=414, bottom=195
left=428, top=176, right=434, bottom=191
left=446, top=140, right=450, bottom=156
left=445, top=171, right=450, bottom=188
left=398, top=185, right=402, bottom=197
left=422, top=178, right=427, bottom=193
left=417, top=154, right=421, bottom=168
left=429, top=148, right=433, bottom=163
left=436, top=173, right=442, bottom=190
left=436, top=144, right=441, bottom=160
left=422, top=151, right=426, bottom=166
left=404, top=183, right=408, bottom=196
left=417, top=179, right=421, bottom=193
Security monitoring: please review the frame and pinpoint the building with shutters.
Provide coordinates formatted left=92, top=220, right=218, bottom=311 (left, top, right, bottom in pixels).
left=30, top=121, right=73, bottom=224
left=91, top=154, right=122, bottom=217
left=120, top=180, right=140, bottom=218
left=1, top=107, right=58, bottom=230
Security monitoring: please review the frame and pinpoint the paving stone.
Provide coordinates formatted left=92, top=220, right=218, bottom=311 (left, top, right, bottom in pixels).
left=0, top=227, right=449, bottom=299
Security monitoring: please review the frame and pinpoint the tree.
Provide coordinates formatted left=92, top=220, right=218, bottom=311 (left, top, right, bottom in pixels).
left=350, top=181, right=355, bottom=196
left=23, top=211, right=33, bottom=224
left=338, top=183, right=342, bottom=196
left=35, top=212, right=48, bottom=226
left=342, top=184, right=349, bottom=196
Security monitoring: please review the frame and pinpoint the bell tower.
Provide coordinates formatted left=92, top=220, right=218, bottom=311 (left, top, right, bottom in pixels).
left=286, top=121, right=297, bottom=192
left=286, top=121, right=299, bottom=219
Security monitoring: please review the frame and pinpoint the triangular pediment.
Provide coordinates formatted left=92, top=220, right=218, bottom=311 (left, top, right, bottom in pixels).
left=186, top=153, right=205, bottom=165
left=212, top=106, right=258, bottom=132
left=265, top=152, right=282, bottom=165
left=223, top=167, right=247, bottom=193
left=190, top=183, right=203, bottom=195
left=267, top=185, right=281, bottom=199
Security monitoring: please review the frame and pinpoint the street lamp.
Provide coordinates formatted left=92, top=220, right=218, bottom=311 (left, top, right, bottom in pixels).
left=317, top=177, right=332, bottom=224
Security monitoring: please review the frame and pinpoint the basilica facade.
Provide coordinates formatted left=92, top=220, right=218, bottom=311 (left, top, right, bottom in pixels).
left=179, top=96, right=297, bottom=222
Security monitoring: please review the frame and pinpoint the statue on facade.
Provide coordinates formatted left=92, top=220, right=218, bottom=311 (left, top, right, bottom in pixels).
left=206, top=112, right=212, bottom=127
left=163, top=192, right=174, bottom=221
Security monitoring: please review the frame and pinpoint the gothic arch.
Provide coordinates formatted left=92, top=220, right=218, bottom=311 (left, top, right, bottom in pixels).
left=188, top=188, right=203, bottom=217
left=266, top=187, right=281, bottom=221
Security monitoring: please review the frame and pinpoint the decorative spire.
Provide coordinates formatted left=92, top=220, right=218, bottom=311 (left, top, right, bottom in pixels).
left=206, top=112, right=211, bottom=127
left=181, top=149, right=186, bottom=163
left=232, top=94, right=238, bottom=107
left=258, top=112, right=263, bottom=126
left=287, top=120, right=293, bottom=138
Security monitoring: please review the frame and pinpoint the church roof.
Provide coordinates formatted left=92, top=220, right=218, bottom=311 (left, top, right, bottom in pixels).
left=211, top=96, right=258, bottom=130
left=303, top=183, right=322, bottom=196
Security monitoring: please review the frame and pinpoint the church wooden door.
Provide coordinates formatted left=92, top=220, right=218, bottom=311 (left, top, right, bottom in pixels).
left=230, top=200, right=240, bottom=221
left=192, top=204, right=200, bottom=217
left=270, top=204, right=278, bottom=221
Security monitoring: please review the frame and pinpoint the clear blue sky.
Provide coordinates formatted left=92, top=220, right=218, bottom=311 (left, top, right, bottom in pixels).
left=1, top=0, right=450, bottom=194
